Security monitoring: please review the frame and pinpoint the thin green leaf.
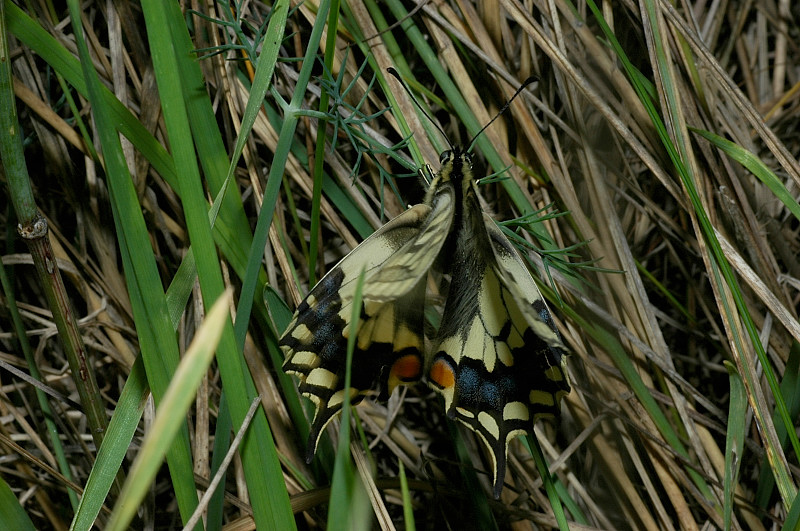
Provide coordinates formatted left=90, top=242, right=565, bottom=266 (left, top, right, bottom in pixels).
left=691, top=128, right=800, bottom=223
left=327, top=268, right=370, bottom=530
left=69, top=357, right=149, bottom=530
left=0, top=476, right=36, bottom=531
left=723, top=362, right=746, bottom=531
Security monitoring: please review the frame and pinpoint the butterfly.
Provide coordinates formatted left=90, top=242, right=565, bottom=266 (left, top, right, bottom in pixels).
left=279, top=74, right=570, bottom=498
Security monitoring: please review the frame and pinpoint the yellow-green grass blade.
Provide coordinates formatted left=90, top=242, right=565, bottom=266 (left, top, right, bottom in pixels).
left=105, top=292, right=231, bottom=531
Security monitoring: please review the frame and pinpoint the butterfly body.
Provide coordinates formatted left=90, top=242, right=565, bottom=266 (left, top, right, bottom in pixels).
left=279, top=148, right=570, bottom=496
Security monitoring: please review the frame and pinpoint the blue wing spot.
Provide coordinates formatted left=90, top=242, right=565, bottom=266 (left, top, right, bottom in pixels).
left=457, top=364, right=480, bottom=399
left=456, top=363, right=517, bottom=412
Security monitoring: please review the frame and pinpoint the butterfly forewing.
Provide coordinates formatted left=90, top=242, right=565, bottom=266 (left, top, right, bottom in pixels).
left=362, top=188, right=454, bottom=301
left=280, top=193, right=455, bottom=459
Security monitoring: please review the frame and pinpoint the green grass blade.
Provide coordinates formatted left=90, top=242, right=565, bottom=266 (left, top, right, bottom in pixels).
left=398, top=459, right=416, bottom=531
left=8, top=2, right=262, bottom=318
left=308, top=1, right=342, bottom=285
left=65, top=0, right=200, bottom=523
left=783, top=494, right=800, bottom=531
left=0, top=476, right=36, bottom=531
left=447, top=422, right=497, bottom=529
left=587, top=0, right=797, bottom=508
left=163, top=0, right=264, bottom=290
left=691, top=128, right=800, bottom=223
left=140, top=1, right=294, bottom=527
left=327, top=269, right=370, bottom=530
left=5, top=2, right=177, bottom=187
left=69, top=357, right=149, bottom=530
left=756, top=342, right=800, bottom=507
left=525, top=436, right=570, bottom=530
left=234, top=0, right=323, bottom=348
left=723, top=362, right=746, bottom=531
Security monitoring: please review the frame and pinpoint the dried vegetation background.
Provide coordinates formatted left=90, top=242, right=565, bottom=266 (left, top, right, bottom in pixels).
left=1, top=0, right=800, bottom=529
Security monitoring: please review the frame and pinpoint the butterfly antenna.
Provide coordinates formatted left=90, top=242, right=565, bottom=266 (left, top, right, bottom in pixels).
left=467, top=76, right=537, bottom=152
left=387, top=67, right=454, bottom=151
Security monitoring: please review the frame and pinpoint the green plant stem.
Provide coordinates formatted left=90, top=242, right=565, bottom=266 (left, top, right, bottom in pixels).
left=308, top=0, right=341, bottom=286
left=0, top=0, right=109, bottom=451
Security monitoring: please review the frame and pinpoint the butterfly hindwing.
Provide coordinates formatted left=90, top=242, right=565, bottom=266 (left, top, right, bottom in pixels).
left=427, top=156, right=570, bottom=497
left=280, top=191, right=455, bottom=459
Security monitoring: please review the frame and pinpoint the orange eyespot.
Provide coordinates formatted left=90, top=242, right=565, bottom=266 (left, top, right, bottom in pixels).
left=386, top=353, right=423, bottom=394
left=429, top=358, right=456, bottom=390
left=391, top=353, right=422, bottom=381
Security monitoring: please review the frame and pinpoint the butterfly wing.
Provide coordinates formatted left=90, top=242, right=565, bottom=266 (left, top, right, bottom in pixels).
left=428, top=212, right=569, bottom=498
left=361, top=189, right=455, bottom=302
left=482, top=213, right=571, bottom=411
left=280, top=191, right=455, bottom=459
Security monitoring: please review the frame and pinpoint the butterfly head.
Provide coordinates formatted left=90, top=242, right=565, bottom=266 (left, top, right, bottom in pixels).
left=438, top=148, right=476, bottom=184
left=439, top=147, right=472, bottom=166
